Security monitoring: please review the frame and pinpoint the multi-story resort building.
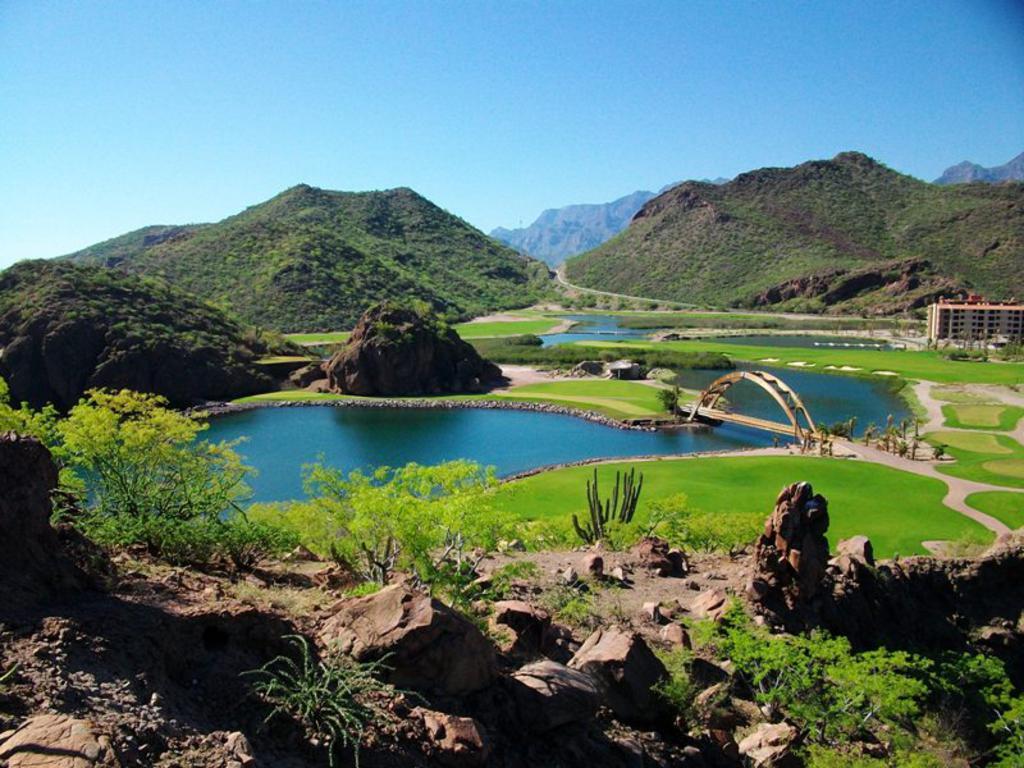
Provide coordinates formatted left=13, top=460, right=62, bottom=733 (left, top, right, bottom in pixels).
left=927, top=295, right=1024, bottom=345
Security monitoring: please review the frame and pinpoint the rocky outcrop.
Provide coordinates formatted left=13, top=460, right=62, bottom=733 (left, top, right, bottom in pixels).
left=490, top=600, right=551, bottom=659
left=319, top=584, right=497, bottom=695
left=747, top=481, right=830, bottom=614
left=0, top=433, right=83, bottom=612
left=0, top=715, right=120, bottom=767
left=568, top=627, right=667, bottom=723
left=748, top=258, right=964, bottom=315
left=747, top=484, right=1024, bottom=675
left=325, top=304, right=502, bottom=396
left=737, top=722, right=799, bottom=767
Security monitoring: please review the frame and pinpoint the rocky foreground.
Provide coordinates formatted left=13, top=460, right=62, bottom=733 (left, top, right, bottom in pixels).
left=1, top=433, right=1022, bottom=767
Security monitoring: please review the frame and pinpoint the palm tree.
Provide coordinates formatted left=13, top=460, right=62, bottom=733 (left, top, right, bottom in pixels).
left=863, top=423, right=877, bottom=446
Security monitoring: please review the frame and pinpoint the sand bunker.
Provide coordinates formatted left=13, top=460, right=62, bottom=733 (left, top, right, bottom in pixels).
left=873, top=370, right=899, bottom=376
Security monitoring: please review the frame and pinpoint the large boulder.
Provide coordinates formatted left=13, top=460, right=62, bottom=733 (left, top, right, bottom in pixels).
left=0, top=714, right=120, bottom=767
left=568, top=626, right=667, bottom=723
left=0, top=433, right=83, bottom=612
left=509, top=660, right=600, bottom=732
left=325, top=303, right=503, bottom=396
left=318, top=584, right=497, bottom=695
left=747, top=481, right=830, bottom=612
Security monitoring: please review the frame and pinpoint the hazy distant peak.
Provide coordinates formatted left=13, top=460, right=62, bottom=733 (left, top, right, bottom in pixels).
left=935, top=151, right=1024, bottom=185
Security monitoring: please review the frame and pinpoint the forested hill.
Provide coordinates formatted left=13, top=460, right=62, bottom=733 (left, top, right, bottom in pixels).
left=0, top=260, right=280, bottom=410
left=64, top=185, right=552, bottom=332
left=564, top=152, right=1024, bottom=314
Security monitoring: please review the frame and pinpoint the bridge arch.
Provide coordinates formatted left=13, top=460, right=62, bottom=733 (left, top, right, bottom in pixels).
left=686, top=370, right=818, bottom=442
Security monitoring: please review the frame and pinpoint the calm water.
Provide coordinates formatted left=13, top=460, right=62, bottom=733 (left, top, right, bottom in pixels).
left=713, top=334, right=891, bottom=350
left=541, top=314, right=656, bottom=346
left=207, top=406, right=774, bottom=502
left=672, top=363, right=911, bottom=434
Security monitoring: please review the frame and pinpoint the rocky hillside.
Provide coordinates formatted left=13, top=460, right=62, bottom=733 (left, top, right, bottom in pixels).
left=565, top=152, right=1024, bottom=313
left=64, top=184, right=553, bottom=332
left=0, top=260, right=279, bottom=410
left=492, top=190, right=659, bottom=266
left=935, top=151, right=1024, bottom=185
left=1, top=444, right=1020, bottom=767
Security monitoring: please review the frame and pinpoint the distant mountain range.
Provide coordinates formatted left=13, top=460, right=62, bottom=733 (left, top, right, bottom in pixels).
left=490, top=179, right=729, bottom=265
left=63, top=185, right=552, bottom=332
left=935, top=151, right=1024, bottom=185
left=565, top=151, right=1024, bottom=314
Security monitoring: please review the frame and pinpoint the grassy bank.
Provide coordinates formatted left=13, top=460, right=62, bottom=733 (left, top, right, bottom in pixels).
left=471, top=335, right=732, bottom=370
left=497, top=455, right=992, bottom=557
left=235, top=378, right=676, bottom=421
left=577, top=339, right=1024, bottom=385
left=941, top=403, right=1024, bottom=431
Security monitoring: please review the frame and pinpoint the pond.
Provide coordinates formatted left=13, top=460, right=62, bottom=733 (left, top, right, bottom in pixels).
left=541, top=314, right=655, bottom=346
left=671, top=363, right=912, bottom=434
left=206, top=406, right=774, bottom=502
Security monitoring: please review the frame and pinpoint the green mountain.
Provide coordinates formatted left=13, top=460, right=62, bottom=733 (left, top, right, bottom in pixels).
left=65, top=185, right=553, bottom=332
left=0, top=260, right=281, bottom=410
left=565, top=152, right=1024, bottom=313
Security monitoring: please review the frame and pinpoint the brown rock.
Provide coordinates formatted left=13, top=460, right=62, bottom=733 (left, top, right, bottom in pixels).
left=568, top=626, right=667, bottom=722
left=691, top=588, right=729, bottom=621
left=631, top=536, right=682, bottom=576
left=288, top=362, right=325, bottom=388
left=0, top=433, right=83, bottom=611
left=0, top=715, right=120, bottom=767
left=325, top=303, right=502, bottom=396
left=658, top=623, right=691, bottom=648
left=319, top=584, right=497, bottom=695
left=738, top=722, right=798, bottom=767
left=509, top=659, right=600, bottom=732
left=415, top=709, right=490, bottom=768
left=490, top=600, right=551, bottom=657
left=580, top=552, right=604, bottom=578
left=836, top=535, right=874, bottom=566
left=641, top=601, right=664, bottom=624
left=540, top=622, right=579, bottom=664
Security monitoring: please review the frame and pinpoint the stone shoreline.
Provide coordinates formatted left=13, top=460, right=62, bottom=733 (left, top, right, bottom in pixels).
left=194, top=396, right=687, bottom=432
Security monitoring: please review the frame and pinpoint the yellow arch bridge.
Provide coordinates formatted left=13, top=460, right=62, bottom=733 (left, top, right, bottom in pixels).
left=684, top=370, right=820, bottom=443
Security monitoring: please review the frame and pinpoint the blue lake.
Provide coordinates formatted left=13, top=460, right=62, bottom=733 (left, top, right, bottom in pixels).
left=205, top=358, right=911, bottom=502
left=206, top=406, right=774, bottom=502
left=541, top=314, right=654, bottom=346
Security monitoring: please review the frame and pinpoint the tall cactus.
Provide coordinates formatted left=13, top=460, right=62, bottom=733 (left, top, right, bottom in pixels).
left=572, top=466, right=644, bottom=544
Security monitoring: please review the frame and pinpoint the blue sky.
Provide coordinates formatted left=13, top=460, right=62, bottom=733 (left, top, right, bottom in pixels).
left=1, top=0, right=1022, bottom=268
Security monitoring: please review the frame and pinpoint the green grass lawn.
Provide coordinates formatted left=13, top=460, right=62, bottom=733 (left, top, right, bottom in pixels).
left=965, top=491, right=1024, bottom=530
left=578, top=340, right=1024, bottom=386
left=454, top=318, right=562, bottom=338
left=941, top=403, right=1024, bottom=431
left=926, top=430, right=1024, bottom=489
left=496, top=456, right=992, bottom=557
left=284, top=317, right=561, bottom=345
left=488, top=379, right=680, bottom=420
left=284, top=331, right=351, bottom=345
left=931, top=386, right=993, bottom=404
left=235, top=379, right=677, bottom=421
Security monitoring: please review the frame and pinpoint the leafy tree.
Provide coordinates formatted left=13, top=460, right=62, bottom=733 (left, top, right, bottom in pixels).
left=298, top=460, right=513, bottom=586
left=56, top=389, right=294, bottom=567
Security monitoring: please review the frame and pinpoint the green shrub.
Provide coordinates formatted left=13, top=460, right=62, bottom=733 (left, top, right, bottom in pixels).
left=244, top=635, right=397, bottom=767
left=653, top=648, right=699, bottom=723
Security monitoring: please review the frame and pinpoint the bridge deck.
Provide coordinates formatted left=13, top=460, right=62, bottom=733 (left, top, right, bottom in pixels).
left=686, top=406, right=808, bottom=437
